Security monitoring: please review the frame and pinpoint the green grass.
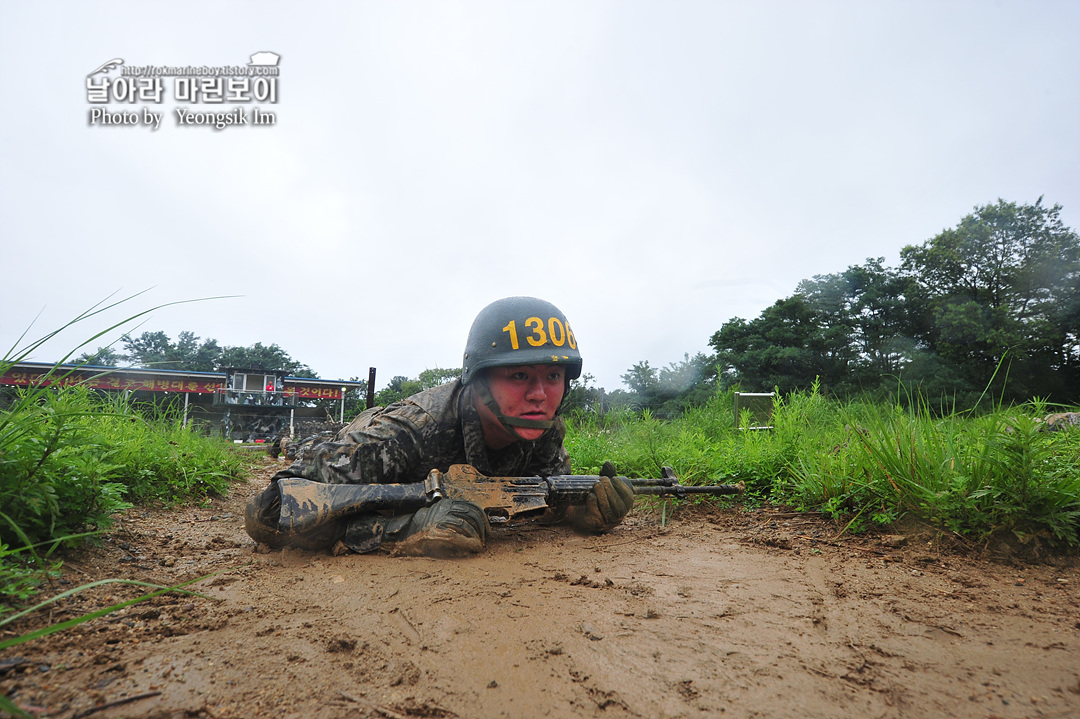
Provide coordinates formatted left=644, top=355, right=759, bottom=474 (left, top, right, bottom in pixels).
left=0, top=295, right=246, bottom=717
left=0, top=294, right=244, bottom=610
left=566, top=384, right=836, bottom=496
left=0, top=385, right=245, bottom=556
left=566, top=384, right=1080, bottom=548
left=796, top=398, right=1080, bottom=542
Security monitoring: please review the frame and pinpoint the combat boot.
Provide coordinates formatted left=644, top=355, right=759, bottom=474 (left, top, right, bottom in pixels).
left=339, top=499, right=489, bottom=557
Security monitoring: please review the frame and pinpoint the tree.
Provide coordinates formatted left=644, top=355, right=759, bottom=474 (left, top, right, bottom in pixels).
left=374, top=368, right=457, bottom=406
left=709, top=295, right=835, bottom=393
left=118, top=331, right=321, bottom=379
left=121, top=331, right=221, bottom=371
left=796, top=258, right=913, bottom=391
left=620, top=361, right=659, bottom=400
left=121, top=331, right=176, bottom=368
left=563, top=372, right=604, bottom=414
left=331, top=377, right=370, bottom=422
left=176, top=331, right=222, bottom=372
left=709, top=200, right=1080, bottom=405
left=617, top=354, right=716, bottom=417
left=218, top=342, right=316, bottom=378
left=418, top=367, right=460, bottom=390
left=74, top=346, right=122, bottom=366
left=900, top=198, right=1080, bottom=401
left=654, top=353, right=715, bottom=416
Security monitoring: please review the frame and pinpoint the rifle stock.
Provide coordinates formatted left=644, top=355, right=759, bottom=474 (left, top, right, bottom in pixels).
left=276, top=464, right=744, bottom=533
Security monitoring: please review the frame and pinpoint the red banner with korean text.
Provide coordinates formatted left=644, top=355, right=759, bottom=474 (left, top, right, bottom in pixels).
left=290, top=385, right=343, bottom=399
left=0, top=370, right=223, bottom=394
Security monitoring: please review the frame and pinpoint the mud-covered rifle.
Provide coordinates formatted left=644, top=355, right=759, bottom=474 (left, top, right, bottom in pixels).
left=274, top=464, right=744, bottom=533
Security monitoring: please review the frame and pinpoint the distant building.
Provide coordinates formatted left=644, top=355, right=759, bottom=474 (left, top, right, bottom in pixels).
left=0, top=362, right=368, bottom=442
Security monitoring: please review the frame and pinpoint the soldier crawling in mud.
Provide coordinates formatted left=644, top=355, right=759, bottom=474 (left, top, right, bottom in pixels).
left=245, top=296, right=634, bottom=557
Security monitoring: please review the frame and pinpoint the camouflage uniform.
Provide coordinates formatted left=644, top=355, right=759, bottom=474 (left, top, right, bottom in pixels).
left=246, top=379, right=570, bottom=553
left=275, top=379, right=570, bottom=485
left=245, top=296, right=636, bottom=556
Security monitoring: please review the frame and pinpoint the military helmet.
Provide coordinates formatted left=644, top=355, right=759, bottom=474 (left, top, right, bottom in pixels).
left=462, top=296, right=582, bottom=385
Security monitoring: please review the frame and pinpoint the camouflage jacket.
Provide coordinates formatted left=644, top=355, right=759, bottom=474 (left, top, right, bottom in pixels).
left=272, top=379, right=571, bottom=485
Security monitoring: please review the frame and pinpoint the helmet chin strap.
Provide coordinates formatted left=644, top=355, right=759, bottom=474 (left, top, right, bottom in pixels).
left=474, top=377, right=555, bottom=437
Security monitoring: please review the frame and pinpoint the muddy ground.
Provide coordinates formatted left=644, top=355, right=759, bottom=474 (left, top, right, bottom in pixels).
left=2, top=455, right=1079, bottom=719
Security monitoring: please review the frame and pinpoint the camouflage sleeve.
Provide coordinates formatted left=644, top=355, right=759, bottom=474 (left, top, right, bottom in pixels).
left=276, top=402, right=434, bottom=485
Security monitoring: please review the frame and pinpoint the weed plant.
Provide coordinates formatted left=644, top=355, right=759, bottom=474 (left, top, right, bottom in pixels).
left=566, top=383, right=1080, bottom=547
left=0, top=294, right=243, bottom=608
left=0, top=295, right=241, bottom=716
left=790, top=397, right=1080, bottom=543
left=567, top=383, right=840, bottom=492
left=0, top=385, right=243, bottom=554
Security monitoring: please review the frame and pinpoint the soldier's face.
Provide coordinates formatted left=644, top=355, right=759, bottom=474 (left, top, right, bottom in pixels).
left=478, top=365, right=566, bottom=446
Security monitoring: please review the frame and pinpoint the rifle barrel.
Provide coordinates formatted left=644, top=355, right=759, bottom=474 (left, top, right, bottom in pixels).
left=546, top=474, right=743, bottom=496
left=626, top=477, right=680, bottom=487
left=633, top=484, right=744, bottom=496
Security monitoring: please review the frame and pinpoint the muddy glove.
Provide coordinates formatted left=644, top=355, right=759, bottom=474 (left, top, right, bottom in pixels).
left=568, top=461, right=635, bottom=533
left=244, top=482, right=344, bottom=550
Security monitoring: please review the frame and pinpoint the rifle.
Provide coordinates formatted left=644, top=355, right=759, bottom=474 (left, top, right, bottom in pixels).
left=275, top=464, right=744, bottom=533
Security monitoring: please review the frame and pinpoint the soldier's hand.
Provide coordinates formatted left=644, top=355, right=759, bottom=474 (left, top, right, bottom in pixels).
left=570, top=462, right=635, bottom=533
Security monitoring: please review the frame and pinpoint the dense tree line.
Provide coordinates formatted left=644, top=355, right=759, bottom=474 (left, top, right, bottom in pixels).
left=77, top=331, right=319, bottom=378
left=709, top=198, right=1080, bottom=407
left=76, top=199, right=1077, bottom=417
left=568, top=197, right=1078, bottom=416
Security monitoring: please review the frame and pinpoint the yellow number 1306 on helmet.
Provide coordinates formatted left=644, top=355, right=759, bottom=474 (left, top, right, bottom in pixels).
left=461, top=297, right=583, bottom=386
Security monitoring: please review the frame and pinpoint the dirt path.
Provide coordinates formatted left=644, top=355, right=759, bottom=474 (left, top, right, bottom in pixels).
left=3, top=457, right=1079, bottom=719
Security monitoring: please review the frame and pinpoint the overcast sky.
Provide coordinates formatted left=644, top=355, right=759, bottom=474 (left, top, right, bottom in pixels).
left=2, top=1, right=1078, bottom=392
